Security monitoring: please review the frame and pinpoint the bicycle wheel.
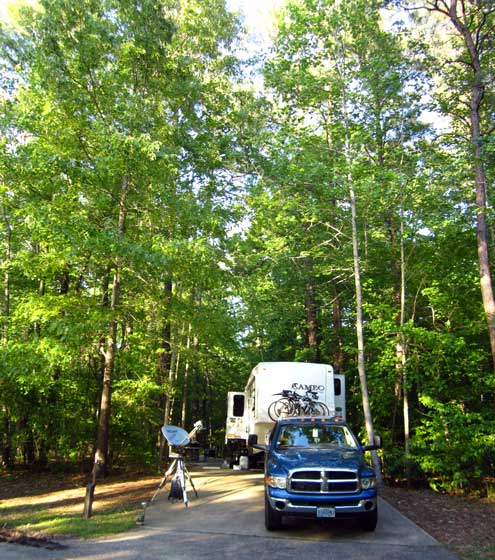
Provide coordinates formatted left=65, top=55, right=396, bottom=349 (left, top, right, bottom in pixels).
left=268, top=398, right=294, bottom=421
left=309, top=402, right=329, bottom=416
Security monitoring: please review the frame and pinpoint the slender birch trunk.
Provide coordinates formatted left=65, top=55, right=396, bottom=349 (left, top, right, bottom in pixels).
left=337, top=46, right=382, bottom=480
left=348, top=177, right=382, bottom=483
left=397, top=201, right=410, bottom=485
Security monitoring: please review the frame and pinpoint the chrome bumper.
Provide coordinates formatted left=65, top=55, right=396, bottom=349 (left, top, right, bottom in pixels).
left=267, top=494, right=377, bottom=515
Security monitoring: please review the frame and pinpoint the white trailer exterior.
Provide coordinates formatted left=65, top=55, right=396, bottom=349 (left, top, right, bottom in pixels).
left=225, top=362, right=345, bottom=464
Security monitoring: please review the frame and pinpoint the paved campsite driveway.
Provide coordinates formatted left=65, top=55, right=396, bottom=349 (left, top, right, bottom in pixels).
left=0, top=467, right=458, bottom=560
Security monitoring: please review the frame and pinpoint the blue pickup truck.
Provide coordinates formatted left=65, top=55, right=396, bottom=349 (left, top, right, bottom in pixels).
left=249, top=416, right=381, bottom=531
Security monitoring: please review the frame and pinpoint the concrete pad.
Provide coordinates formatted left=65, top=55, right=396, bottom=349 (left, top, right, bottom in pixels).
left=142, top=469, right=441, bottom=546
left=0, top=467, right=459, bottom=560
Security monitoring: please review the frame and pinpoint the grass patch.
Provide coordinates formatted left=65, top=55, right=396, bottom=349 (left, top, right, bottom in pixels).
left=0, top=473, right=158, bottom=540
left=0, top=506, right=139, bottom=539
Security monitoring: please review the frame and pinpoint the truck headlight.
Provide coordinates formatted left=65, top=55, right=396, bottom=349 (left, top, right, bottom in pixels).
left=360, top=477, right=376, bottom=490
left=266, top=475, right=287, bottom=489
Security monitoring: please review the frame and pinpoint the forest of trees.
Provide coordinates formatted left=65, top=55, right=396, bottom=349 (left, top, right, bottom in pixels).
left=0, top=0, right=494, bottom=494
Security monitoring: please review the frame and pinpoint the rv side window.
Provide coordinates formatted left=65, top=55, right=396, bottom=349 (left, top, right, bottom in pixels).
left=334, top=378, right=341, bottom=396
left=233, top=395, right=245, bottom=417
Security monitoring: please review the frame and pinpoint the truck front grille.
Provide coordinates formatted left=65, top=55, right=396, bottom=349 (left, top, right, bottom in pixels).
left=292, top=499, right=360, bottom=508
left=289, top=469, right=359, bottom=494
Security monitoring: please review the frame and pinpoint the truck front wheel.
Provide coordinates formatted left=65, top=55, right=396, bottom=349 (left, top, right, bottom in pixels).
left=264, top=494, right=283, bottom=530
left=358, top=507, right=378, bottom=531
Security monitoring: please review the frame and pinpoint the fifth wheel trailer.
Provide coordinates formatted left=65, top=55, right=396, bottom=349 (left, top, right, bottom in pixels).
left=225, top=362, right=345, bottom=466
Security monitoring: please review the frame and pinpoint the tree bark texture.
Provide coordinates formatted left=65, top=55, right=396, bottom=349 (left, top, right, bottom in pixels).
left=332, top=289, right=345, bottom=374
left=2, top=204, right=11, bottom=334
left=92, top=175, right=128, bottom=481
left=349, top=181, right=383, bottom=483
left=157, top=281, right=172, bottom=460
left=427, top=0, right=495, bottom=367
left=181, top=323, right=192, bottom=427
left=305, top=267, right=321, bottom=362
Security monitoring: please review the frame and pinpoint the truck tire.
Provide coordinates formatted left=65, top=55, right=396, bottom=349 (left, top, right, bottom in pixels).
left=264, top=493, right=283, bottom=530
left=358, top=507, right=378, bottom=531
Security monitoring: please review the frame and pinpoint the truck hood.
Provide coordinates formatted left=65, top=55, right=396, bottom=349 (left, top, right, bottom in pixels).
left=269, top=447, right=367, bottom=474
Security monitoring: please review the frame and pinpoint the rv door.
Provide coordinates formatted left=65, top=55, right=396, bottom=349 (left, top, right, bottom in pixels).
left=225, top=392, right=247, bottom=443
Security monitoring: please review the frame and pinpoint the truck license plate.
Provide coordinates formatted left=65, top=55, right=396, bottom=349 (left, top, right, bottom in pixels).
left=316, top=507, right=335, bottom=518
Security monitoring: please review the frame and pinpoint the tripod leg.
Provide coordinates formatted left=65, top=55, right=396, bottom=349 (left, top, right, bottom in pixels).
left=150, top=459, right=176, bottom=503
left=183, top=466, right=198, bottom=498
left=172, top=459, right=187, bottom=507
left=178, top=460, right=189, bottom=507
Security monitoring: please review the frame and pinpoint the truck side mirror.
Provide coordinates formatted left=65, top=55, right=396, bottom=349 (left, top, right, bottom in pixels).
left=248, top=433, right=267, bottom=451
left=362, top=434, right=382, bottom=451
left=248, top=434, right=258, bottom=446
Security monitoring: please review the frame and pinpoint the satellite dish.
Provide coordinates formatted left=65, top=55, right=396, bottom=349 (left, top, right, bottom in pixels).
left=161, top=425, right=190, bottom=447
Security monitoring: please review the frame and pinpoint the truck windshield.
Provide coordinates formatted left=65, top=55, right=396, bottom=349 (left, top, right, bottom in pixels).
left=276, top=424, right=358, bottom=450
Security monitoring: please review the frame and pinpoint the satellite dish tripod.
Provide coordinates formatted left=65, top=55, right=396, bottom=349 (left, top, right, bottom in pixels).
left=150, top=449, right=198, bottom=507
left=150, top=421, right=203, bottom=508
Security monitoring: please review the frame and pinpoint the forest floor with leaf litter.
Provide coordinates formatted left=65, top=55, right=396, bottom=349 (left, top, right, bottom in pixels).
left=0, top=469, right=494, bottom=559
left=380, top=484, right=495, bottom=559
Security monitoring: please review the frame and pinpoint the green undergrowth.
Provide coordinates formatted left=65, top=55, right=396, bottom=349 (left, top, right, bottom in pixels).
left=458, top=546, right=495, bottom=560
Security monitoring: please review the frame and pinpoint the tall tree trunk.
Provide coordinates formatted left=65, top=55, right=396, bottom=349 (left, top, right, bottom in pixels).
left=337, top=47, right=382, bottom=479
left=181, top=323, right=192, bottom=427
left=2, top=203, right=11, bottom=342
left=305, top=261, right=320, bottom=361
left=465, top=19, right=495, bottom=369
left=1, top=203, right=12, bottom=469
left=426, top=0, right=495, bottom=368
left=158, top=281, right=173, bottom=394
left=101, top=268, right=110, bottom=307
left=159, top=319, right=180, bottom=464
left=170, top=325, right=183, bottom=422
left=306, top=282, right=318, bottom=350
left=1, top=407, right=12, bottom=468
left=396, top=204, right=410, bottom=485
left=60, top=264, right=70, bottom=295
left=93, top=316, right=118, bottom=479
left=157, top=281, right=172, bottom=458
left=331, top=287, right=345, bottom=374
left=473, top=103, right=495, bottom=367
left=92, top=175, right=128, bottom=481
left=163, top=321, right=180, bottom=426
left=181, top=292, right=201, bottom=428
left=349, top=178, right=382, bottom=483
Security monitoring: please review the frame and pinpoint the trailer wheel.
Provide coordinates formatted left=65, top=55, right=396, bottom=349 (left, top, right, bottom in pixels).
left=264, top=493, right=283, bottom=530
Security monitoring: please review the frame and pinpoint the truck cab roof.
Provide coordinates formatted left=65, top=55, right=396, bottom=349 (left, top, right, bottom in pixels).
left=275, top=416, right=346, bottom=426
